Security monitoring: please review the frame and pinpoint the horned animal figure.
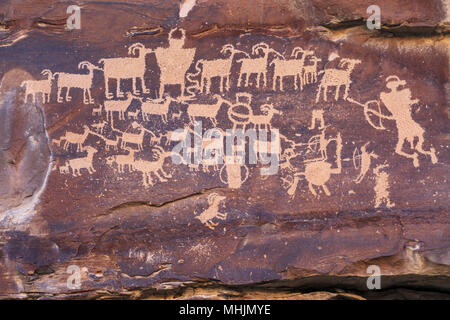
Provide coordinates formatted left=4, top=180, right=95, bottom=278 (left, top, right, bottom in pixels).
left=195, top=193, right=227, bottom=230
left=65, top=146, right=98, bottom=177
left=188, top=44, right=249, bottom=93
left=315, top=58, right=361, bottom=102
left=54, top=61, right=101, bottom=104
left=137, top=95, right=174, bottom=123
left=186, top=94, right=229, bottom=126
left=132, top=146, right=173, bottom=188
left=237, top=42, right=283, bottom=88
left=270, top=47, right=314, bottom=91
left=21, top=69, right=53, bottom=103
left=106, top=147, right=137, bottom=173
left=103, top=92, right=135, bottom=121
left=303, top=56, right=322, bottom=85
left=99, top=43, right=153, bottom=98
left=52, top=125, right=91, bottom=152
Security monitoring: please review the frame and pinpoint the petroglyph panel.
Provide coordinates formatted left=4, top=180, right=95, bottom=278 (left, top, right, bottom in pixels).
left=0, top=0, right=448, bottom=298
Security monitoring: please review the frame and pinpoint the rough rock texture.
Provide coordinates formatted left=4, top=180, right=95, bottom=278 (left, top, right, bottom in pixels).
left=0, top=0, right=449, bottom=299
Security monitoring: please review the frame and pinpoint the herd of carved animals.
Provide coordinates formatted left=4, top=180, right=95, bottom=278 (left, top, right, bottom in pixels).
left=30, top=28, right=437, bottom=225
left=21, top=38, right=358, bottom=104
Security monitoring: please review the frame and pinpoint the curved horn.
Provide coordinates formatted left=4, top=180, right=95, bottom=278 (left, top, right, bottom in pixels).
left=207, top=193, right=218, bottom=204
left=41, top=69, right=53, bottom=79
left=291, top=47, right=304, bottom=58
left=78, top=61, right=90, bottom=69
left=128, top=43, right=145, bottom=55
left=252, top=42, right=268, bottom=55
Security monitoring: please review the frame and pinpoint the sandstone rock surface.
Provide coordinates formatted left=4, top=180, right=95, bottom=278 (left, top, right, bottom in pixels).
left=0, top=0, right=449, bottom=299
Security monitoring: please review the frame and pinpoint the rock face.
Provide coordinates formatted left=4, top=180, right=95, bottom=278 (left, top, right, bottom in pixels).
left=0, top=0, right=449, bottom=299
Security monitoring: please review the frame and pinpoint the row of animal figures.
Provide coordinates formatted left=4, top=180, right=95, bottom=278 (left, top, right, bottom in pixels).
left=94, top=92, right=281, bottom=130
left=21, top=37, right=361, bottom=105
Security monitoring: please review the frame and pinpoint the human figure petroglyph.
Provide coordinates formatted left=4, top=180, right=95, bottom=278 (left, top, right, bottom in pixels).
left=380, top=76, right=437, bottom=167
left=316, top=58, right=361, bottom=102
left=187, top=44, right=249, bottom=94
left=196, top=193, right=227, bottom=230
left=347, top=76, right=438, bottom=167
left=237, top=42, right=283, bottom=88
left=154, top=28, right=196, bottom=98
left=354, top=142, right=378, bottom=184
left=309, top=109, right=325, bottom=130
left=373, top=164, right=394, bottom=208
left=270, top=47, right=314, bottom=91
left=99, top=43, right=153, bottom=98
left=103, top=92, right=135, bottom=121
left=54, top=61, right=101, bottom=104
left=52, top=125, right=91, bottom=152
left=62, top=146, right=97, bottom=177
left=21, top=69, right=53, bottom=103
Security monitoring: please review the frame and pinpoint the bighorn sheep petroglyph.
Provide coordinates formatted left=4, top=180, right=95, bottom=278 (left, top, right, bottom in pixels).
left=65, top=146, right=98, bottom=177
left=303, top=56, right=322, bottom=85
left=228, top=98, right=282, bottom=130
left=270, top=47, right=314, bottom=91
left=52, top=125, right=91, bottom=152
left=99, top=43, right=153, bottom=98
left=135, top=95, right=174, bottom=123
left=315, top=58, right=361, bottom=102
left=106, top=147, right=137, bottom=174
left=21, top=69, right=53, bottom=103
left=237, top=42, right=283, bottom=88
left=132, top=146, right=173, bottom=188
left=103, top=92, right=135, bottom=121
left=186, top=94, right=229, bottom=126
left=187, top=44, right=249, bottom=94
left=54, top=61, right=101, bottom=104
left=196, top=193, right=227, bottom=230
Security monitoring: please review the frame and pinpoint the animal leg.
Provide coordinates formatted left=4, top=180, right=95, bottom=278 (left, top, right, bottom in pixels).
left=322, top=184, right=330, bottom=196
left=132, top=78, right=140, bottom=95
left=343, top=84, right=350, bottom=100
left=65, top=87, right=72, bottom=102
left=334, top=85, right=340, bottom=101
left=315, top=85, right=322, bottom=103
left=141, top=77, right=150, bottom=94
left=105, top=78, right=113, bottom=99
left=117, top=79, right=124, bottom=98
left=308, top=182, right=318, bottom=197
left=154, top=170, right=167, bottom=182
left=57, top=87, right=63, bottom=103
left=237, top=74, right=243, bottom=87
